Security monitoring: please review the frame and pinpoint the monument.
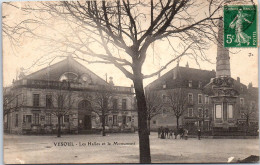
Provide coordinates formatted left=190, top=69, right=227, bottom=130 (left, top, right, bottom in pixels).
left=206, top=19, right=239, bottom=130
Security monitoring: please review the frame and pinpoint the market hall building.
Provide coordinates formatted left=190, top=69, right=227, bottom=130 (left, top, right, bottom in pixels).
left=4, top=56, right=137, bottom=134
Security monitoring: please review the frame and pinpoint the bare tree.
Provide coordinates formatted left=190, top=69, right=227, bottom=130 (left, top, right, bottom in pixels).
left=46, top=87, right=74, bottom=138
left=239, top=102, right=257, bottom=133
left=81, top=89, right=114, bottom=136
left=166, top=88, right=187, bottom=130
left=145, top=91, right=163, bottom=134
left=3, top=1, right=227, bottom=162
left=3, top=87, right=24, bottom=118
left=195, top=104, right=210, bottom=131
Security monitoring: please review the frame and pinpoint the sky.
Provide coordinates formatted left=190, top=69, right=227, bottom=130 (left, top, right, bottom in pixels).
left=2, top=1, right=259, bottom=88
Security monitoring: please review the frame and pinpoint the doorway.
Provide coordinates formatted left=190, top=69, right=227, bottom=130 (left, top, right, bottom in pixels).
left=84, top=115, right=92, bottom=130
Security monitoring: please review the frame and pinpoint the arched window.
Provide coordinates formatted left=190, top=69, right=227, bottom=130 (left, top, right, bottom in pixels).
left=78, top=100, right=92, bottom=110
left=59, top=72, right=78, bottom=82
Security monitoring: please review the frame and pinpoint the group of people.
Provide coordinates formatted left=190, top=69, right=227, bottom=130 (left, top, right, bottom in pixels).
left=158, top=126, right=201, bottom=140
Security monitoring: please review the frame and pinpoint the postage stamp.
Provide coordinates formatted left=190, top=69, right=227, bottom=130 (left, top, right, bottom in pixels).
left=224, top=5, right=258, bottom=48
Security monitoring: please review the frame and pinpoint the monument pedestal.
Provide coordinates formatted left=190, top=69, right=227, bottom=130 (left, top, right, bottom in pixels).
left=209, top=76, right=239, bottom=129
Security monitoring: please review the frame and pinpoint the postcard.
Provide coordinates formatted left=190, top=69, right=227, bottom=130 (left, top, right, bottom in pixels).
left=2, top=0, right=259, bottom=164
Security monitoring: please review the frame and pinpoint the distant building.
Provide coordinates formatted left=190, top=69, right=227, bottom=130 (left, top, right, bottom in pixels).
left=145, top=64, right=258, bottom=133
left=4, top=56, right=137, bottom=134
left=145, top=20, right=258, bottom=134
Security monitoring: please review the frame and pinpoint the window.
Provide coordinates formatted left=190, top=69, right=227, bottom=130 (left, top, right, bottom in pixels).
left=162, top=95, right=167, bottom=102
left=105, top=116, right=108, bottom=125
left=23, top=115, right=32, bottom=123
left=204, top=109, right=209, bottom=118
left=15, top=114, right=18, bottom=127
left=33, top=94, right=40, bottom=107
left=16, top=95, right=19, bottom=107
left=188, top=80, right=192, bottom=87
left=188, top=93, right=193, bottom=104
left=46, top=114, right=51, bottom=124
left=240, top=98, right=244, bottom=106
left=205, top=95, right=209, bottom=104
left=198, top=94, right=203, bottom=104
left=173, top=72, right=177, bottom=79
left=215, top=104, right=222, bottom=119
left=198, top=108, right=203, bottom=117
left=163, top=84, right=166, bottom=89
left=46, top=95, right=52, bottom=108
left=122, top=99, right=127, bottom=110
left=228, top=104, right=233, bottom=119
left=188, top=108, right=193, bottom=117
left=113, top=115, right=117, bottom=125
left=127, top=116, right=132, bottom=123
left=113, top=99, right=118, bottom=110
left=64, top=115, right=69, bottom=122
left=162, top=109, right=167, bottom=117
left=198, top=81, right=202, bottom=88
left=122, top=116, right=127, bottom=124
left=153, top=120, right=156, bottom=124
left=251, top=101, right=256, bottom=109
left=108, top=117, right=112, bottom=122
left=33, top=113, right=39, bottom=124
left=58, top=95, right=64, bottom=108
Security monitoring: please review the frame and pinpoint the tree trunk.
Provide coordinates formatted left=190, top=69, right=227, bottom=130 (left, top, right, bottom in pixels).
left=133, top=70, right=151, bottom=163
left=176, top=117, right=179, bottom=130
left=102, top=112, right=106, bottom=136
left=57, top=116, right=61, bottom=138
left=148, top=118, right=151, bottom=135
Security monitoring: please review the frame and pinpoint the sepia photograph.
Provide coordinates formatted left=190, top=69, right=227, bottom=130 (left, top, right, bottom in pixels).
left=2, top=0, right=259, bottom=164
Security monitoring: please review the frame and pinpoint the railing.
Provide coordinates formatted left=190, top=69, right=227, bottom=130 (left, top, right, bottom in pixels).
left=13, top=79, right=134, bottom=93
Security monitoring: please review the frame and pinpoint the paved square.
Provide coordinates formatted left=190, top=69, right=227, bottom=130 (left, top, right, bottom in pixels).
left=4, top=133, right=259, bottom=164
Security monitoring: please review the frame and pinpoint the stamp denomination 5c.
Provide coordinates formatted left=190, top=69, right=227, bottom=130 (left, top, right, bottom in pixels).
left=224, top=5, right=257, bottom=48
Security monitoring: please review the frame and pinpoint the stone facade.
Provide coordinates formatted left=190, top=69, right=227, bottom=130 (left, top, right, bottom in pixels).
left=145, top=65, right=258, bottom=134
left=4, top=57, right=137, bottom=134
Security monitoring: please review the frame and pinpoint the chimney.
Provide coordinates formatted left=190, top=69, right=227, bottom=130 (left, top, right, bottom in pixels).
left=186, top=62, right=189, bottom=68
left=237, top=77, right=240, bottom=83
left=248, top=82, right=253, bottom=89
left=109, top=76, right=114, bottom=85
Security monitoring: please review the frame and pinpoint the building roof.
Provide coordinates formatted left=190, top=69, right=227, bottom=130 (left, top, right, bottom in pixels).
left=23, top=56, right=109, bottom=86
left=146, top=65, right=216, bottom=90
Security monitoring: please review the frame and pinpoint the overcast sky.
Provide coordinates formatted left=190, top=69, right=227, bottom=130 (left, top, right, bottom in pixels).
left=2, top=1, right=258, bottom=88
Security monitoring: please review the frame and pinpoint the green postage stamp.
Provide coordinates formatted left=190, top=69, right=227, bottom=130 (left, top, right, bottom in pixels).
left=224, top=5, right=257, bottom=48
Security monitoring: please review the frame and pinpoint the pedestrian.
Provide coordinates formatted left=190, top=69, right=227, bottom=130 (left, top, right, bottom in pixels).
left=174, top=129, right=178, bottom=139
left=184, top=129, right=188, bottom=140
left=158, top=126, right=162, bottom=138
left=161, top=128, right=165, bottom=139
left=169, top=129, right=173, bottom=139
left=198, top=129, right=201, bottom=140
left=165, top=126, right=169, bottom=138
left=179, top=127, right=184, bottom=139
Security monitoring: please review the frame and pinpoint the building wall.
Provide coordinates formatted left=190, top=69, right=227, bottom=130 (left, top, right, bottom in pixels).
left=149, top=85, right=258, bottom=133
left=6, top=86, right=137, bottom=134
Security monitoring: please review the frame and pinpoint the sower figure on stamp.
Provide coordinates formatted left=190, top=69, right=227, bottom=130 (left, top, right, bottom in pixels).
left=229, top=6, right=252, bottom=46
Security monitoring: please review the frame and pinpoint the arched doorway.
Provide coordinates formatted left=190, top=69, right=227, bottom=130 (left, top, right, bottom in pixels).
left=78, top=100, right=93, bottom=130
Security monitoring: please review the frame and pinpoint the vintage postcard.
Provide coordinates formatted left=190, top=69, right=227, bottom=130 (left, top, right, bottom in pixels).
left=2, top=0, right=259, bottom=164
